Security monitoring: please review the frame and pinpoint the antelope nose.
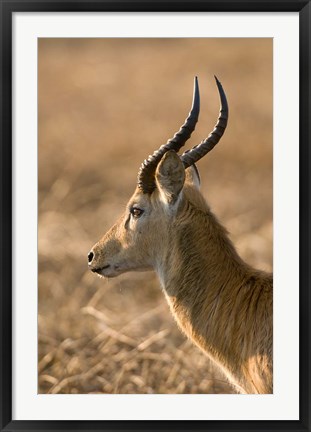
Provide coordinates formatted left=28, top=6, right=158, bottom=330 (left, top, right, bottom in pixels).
left=88, top=250, right=94, bottom=265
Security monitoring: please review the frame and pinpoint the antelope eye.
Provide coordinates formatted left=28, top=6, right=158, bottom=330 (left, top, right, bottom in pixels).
left=130, top=207, right=144, bottom=218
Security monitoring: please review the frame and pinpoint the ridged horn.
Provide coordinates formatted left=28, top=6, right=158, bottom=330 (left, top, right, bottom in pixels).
left=181, top=76, right=228, bottom=168
left=137, top=76, right=200, bottom=194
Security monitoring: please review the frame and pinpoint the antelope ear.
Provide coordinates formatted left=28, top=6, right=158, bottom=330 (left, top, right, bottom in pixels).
left=155, top=151, right=185, bottom=205
left=185, top=164, right=201, bottom=189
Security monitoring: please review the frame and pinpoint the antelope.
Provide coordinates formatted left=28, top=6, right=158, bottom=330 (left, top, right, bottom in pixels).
left=88, top=77, right=273, bottom=394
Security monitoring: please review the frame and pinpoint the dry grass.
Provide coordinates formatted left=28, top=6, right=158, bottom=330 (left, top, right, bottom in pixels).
left=38, top=38, right=272, bottom=394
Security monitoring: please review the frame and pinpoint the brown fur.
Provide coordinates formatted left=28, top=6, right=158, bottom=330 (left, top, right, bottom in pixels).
left=89, top=151, right=273, bottom=394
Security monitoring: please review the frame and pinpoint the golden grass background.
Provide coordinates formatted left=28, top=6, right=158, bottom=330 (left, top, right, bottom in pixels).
left=38, top=38, right=272, bottom=394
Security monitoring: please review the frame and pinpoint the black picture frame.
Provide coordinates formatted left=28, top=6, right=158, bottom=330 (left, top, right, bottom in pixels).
left=1, top=1, right=310, bottom=431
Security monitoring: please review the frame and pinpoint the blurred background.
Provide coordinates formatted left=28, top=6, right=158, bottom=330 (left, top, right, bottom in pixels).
left=38, top=38, right=272, bottom=394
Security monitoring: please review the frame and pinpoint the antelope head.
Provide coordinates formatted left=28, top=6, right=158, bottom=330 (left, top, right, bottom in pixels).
left=88, top=76, right=228, bottom=279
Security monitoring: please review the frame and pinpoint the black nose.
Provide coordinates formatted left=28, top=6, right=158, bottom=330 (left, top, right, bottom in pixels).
left=88, top=251, right=94, bottom=264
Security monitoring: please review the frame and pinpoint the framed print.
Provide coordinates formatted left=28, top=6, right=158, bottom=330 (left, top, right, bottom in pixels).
left=1, top=1, right=310, bottom=431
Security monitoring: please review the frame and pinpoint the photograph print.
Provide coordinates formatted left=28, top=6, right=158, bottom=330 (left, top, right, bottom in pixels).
left=38, top=37, right=273, bottom=395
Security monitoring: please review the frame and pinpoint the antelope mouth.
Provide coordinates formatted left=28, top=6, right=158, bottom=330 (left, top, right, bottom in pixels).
left=91, top=264, right=111, bottom=274
left=92, top=264, right=122, bottom=278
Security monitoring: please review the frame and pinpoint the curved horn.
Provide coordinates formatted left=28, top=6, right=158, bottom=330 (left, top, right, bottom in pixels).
left=137, top=77, right=200, bottom=194
left=181, top=76, right=228, bottom=168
